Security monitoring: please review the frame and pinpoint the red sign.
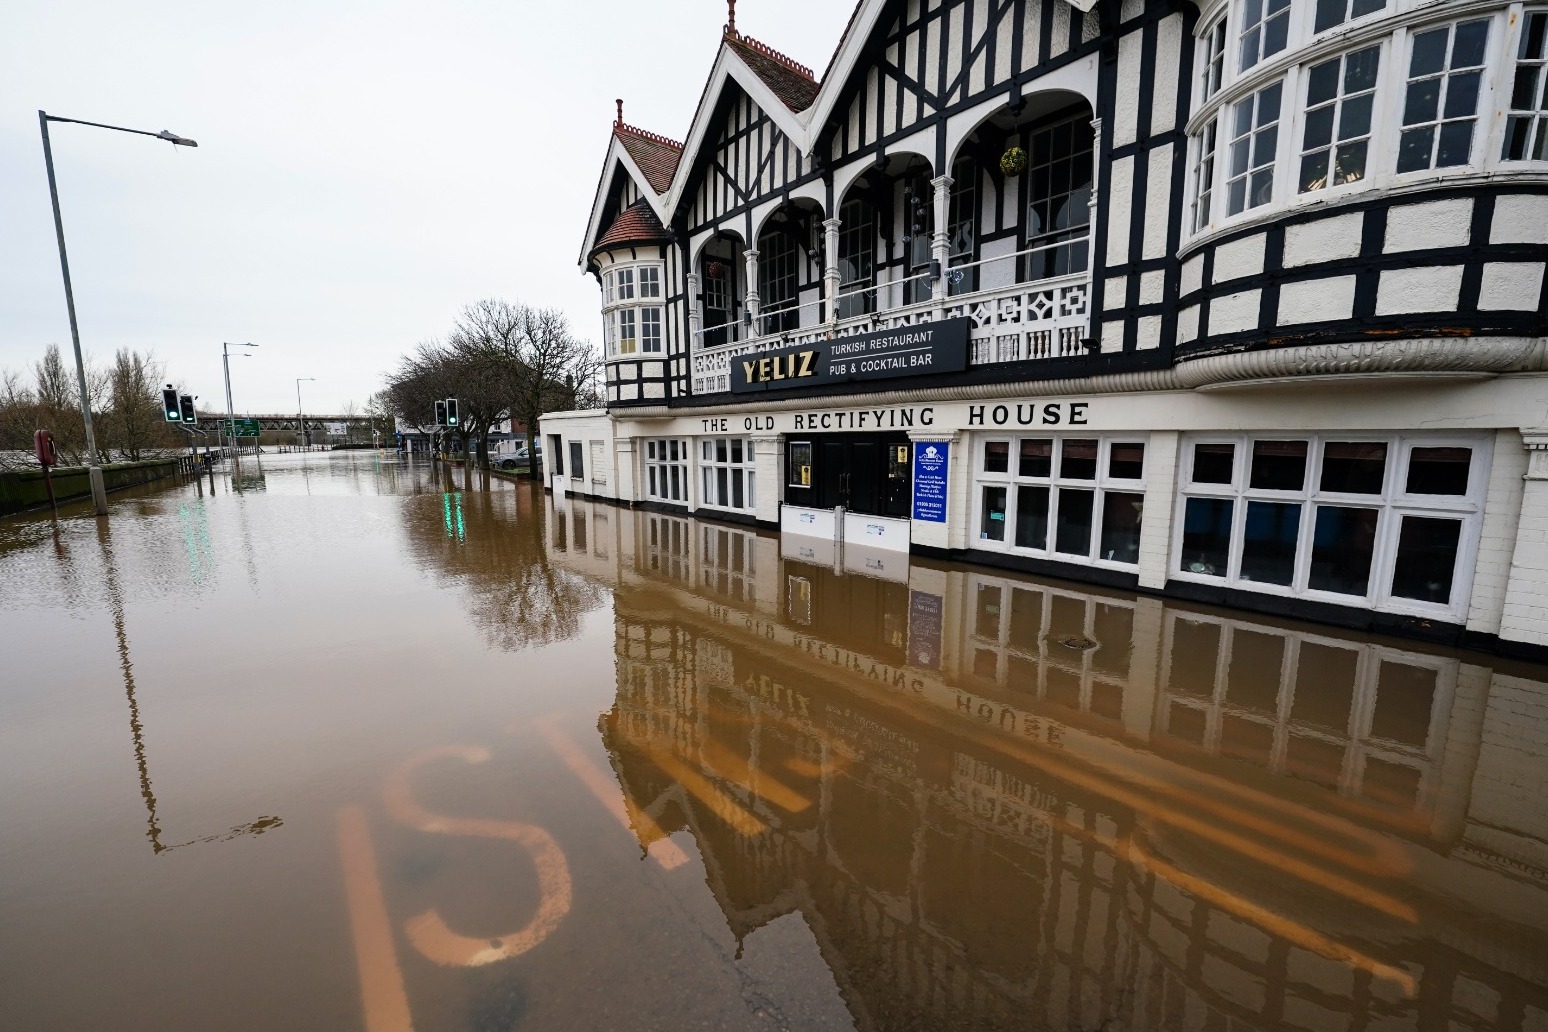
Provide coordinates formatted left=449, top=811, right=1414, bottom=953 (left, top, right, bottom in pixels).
left=33, top=429, right=57, bottom=468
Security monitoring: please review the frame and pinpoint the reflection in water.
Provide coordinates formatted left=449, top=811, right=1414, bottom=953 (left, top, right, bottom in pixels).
left=551, top=498, right=1548, bottom=1032
left=400, top=480, right=605, bottom=652
left=93, top=519, right=282, bottom=854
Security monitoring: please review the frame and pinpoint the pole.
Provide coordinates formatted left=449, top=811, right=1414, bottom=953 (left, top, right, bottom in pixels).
left=39, top=110, right=108, bottom=515
left=223, top=344, right=235, bottom=460
left=297, top=380, right=304, bottom=450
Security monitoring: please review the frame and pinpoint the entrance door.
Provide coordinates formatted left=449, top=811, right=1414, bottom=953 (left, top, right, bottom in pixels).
left=789, top=434, right=911, bottom=518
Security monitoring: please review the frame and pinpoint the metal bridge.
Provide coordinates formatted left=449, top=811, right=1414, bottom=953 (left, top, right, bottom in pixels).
left=192, top=413, right=377, bottom=434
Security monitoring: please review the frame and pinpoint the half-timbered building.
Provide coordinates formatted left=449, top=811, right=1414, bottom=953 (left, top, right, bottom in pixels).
left=542, top=0, right=1548, bottom=659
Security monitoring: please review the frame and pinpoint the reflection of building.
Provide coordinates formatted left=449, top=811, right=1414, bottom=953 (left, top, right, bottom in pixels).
left=541, top=0, right=1548, bottom=659
left=551, top=497, right=1548, bottom=1031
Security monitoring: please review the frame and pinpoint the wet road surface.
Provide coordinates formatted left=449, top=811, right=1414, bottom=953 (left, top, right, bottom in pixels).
left=1, top=451, right=1545, bottom=1031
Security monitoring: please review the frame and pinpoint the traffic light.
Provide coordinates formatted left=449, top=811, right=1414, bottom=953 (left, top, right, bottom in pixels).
left=178, top=395, right=197, bottom=424
left=445, top=398, right=460, bottom=427
left=162, top=386, right=181, bottom=422
left=434, top=400, right=447, bottom=426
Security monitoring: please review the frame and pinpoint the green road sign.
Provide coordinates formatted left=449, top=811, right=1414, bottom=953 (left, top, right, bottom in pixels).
left=226, top=418, right=262, bottom=437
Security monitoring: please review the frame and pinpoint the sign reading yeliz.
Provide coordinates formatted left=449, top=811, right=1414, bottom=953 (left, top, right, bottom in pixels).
left=729, top=317, right=971, bottom=394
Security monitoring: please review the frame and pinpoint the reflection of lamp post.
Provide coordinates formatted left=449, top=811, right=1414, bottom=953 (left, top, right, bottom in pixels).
left=223, top=342, right=256, bottom=457
left=296, top=377, right=315, bottom=449
left=39, top=110, right=198, bottom=516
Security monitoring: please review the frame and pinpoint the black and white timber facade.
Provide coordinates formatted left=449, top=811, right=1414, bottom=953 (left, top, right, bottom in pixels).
left=543, top=0, right=1548, bottom=659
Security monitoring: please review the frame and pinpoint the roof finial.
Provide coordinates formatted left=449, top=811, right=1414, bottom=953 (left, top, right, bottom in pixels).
left=615, top=98, right=623, bottom=127
left=724, top=0, right=739, bottom=39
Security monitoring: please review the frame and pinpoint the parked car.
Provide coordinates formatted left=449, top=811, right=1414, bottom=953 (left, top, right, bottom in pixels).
left=497, top=443, right=542, bottom=471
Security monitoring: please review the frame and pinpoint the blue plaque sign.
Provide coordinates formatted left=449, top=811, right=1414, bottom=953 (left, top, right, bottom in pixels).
left=911, top=441, right=949, bottom=523
left=908, top=590, right=943, bottom=669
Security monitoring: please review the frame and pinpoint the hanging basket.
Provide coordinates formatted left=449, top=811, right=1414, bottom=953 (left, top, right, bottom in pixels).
left=705, top=259, right=728, bottom=280
left=999, top=146, right=1028, bottom=175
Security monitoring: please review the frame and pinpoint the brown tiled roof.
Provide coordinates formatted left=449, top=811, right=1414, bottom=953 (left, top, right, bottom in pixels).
left=614, top=123, right=682, bottom=194
left=591, top=199, right=671, bottom=258
left=727, top=36, right=820, bottom=112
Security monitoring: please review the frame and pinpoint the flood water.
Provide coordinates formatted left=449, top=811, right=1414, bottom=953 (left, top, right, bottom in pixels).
left=1, top=451, right=1545, bottom=1032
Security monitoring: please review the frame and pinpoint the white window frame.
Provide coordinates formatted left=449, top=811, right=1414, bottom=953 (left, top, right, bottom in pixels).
left=971, top=434, right=1149, bottom=571
left=1237, top=0, right=1294, bottom=74
left=1184, top=5, right=1518, bottom=241
left=1393, top=16, right=1496, bottom=176
left=640, top=306, right=662, bottom=353
left=698, top=437, right=757, bottom=513
left=1501, top=7, right=1548, bottom=161
left=1170, top=433, right=1490, bottom=622
left=961, top=573, right=1138, bottom=721
left=1157, top=608, right=1454, bottom=810
left=1296, top=41, right=1385, bottom=196
left=599, top=258, right=667, bottom=361
left=643, top=438, right=689, bottom=504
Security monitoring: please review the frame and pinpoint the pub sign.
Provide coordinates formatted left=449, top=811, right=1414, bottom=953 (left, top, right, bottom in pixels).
left=730, top=317, right=971, bottom=394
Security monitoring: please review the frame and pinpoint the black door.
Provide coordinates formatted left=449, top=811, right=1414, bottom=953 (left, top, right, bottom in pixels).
left=790, top=434, right=911, bottom=518
left=849, top=441, right=880, bottom=515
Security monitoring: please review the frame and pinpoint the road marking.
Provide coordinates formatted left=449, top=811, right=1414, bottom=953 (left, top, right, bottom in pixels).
left=336, top=805, right=415, bottom=1032
left=700, top=737, right=813, bottom=814
left=532, top=717, right=690, bottom=870
left=642, top=745, right=767, bottom=837
left=382, top=745, right=572, bottom=967
left=960, top=725, right=1418, bottom=922
left=1129, top=841, right=1416, bottom=996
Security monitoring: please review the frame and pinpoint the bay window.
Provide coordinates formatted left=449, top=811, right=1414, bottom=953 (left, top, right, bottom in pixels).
left=974, top=436, right=1146, bottom=568
left=600, top=260, right=666, bottom=358
left=1187, top=4, right=1527, bottom=237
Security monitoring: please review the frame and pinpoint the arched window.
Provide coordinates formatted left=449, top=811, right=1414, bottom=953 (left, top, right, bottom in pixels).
left=1024, top=113, right=1093, bottom=280
left=836, top=195, right=876, bottom=318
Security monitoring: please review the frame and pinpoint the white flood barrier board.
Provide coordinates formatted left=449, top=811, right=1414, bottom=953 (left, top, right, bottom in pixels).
left=843, top=512, right=911, bottom=553
left=781, top=504, right=838, bottom=541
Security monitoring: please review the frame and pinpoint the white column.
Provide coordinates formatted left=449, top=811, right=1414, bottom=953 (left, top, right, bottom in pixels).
left=822, top=217, right=842, bottom=325
left=930, top=173, right=953, bottom=310
left=685, top=271, right=703, bottom=347
left=1087, top=116, right=1103, bottom=225
left=1498, top=429, right=1548, bottom=650
left=1135, top=430, right=1179, bottom=590
left=742, top=248, right=761, bottom=335
left=751, top=433, right=783, bottom=526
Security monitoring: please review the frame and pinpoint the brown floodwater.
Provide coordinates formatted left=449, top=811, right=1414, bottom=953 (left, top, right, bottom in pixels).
left=0, top=450, right=1544, bottom=1032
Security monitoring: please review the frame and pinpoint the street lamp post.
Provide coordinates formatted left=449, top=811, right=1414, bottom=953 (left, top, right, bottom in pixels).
left=38, top=110, right=197, bottom=516
left=223, top=342, right=256, bottom=458
left=296, top=377, right=315, bottom=450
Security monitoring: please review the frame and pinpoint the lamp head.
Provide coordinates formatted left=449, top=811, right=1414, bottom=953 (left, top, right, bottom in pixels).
left=157, top=130, right=198, bottom=147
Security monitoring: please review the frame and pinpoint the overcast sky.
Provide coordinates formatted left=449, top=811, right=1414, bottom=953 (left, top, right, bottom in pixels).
left=1, top=0, right=851, bottom=414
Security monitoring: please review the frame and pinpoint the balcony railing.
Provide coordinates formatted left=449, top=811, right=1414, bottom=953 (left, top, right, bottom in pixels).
left=690, top=240, right=1090, bottom=395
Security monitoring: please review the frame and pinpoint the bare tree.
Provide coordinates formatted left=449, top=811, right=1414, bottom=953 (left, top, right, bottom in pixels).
left=0, top=369, right=39, bottom=470
left=453, top=299, right=601, bottom=478
left=102, top=349, right=177, bottom=461
left=31, top=344, right=106, bottom=465
left=382, top=299, right=601, bottom=473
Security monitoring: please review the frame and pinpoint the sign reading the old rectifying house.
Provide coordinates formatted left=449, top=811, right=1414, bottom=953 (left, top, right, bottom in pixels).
left=729, top=317, right=971, bottom=394
left=912, top=440, right=950, bottom=523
